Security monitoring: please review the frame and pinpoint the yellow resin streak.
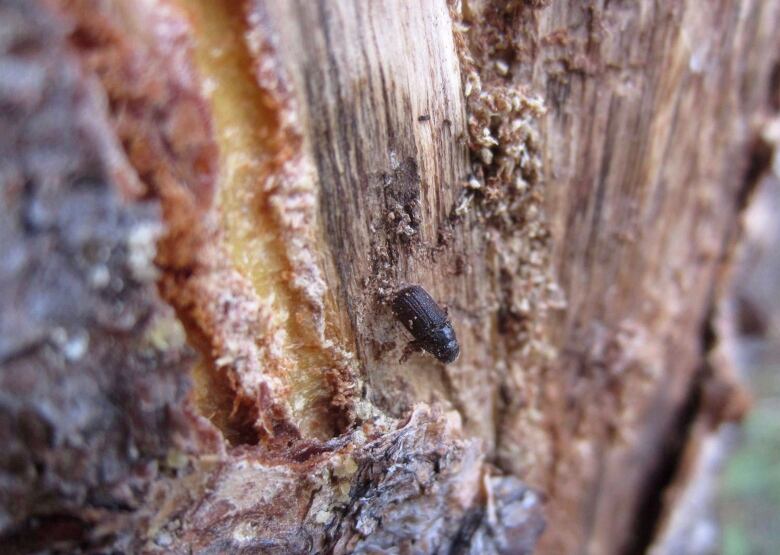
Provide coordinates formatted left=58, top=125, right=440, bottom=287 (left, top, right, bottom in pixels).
left=179, top=0, right=336, bottom=439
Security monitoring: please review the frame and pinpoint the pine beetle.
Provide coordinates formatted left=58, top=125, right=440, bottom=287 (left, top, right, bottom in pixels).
left=392, top=285, right=459, bottom=363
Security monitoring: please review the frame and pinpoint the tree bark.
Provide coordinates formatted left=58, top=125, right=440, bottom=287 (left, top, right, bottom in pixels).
left=1, top=0, right=778, bottom=553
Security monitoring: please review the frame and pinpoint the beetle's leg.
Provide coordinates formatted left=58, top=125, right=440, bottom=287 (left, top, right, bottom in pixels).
left=399, top=340, right=424, bottom=363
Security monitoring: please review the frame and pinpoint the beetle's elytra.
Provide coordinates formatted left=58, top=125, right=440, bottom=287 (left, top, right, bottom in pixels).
left=392, top=285, right=460, bottom=364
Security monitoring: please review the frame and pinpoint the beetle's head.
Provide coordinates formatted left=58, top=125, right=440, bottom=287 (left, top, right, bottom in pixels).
left=429, top=324, right=459, bottom=364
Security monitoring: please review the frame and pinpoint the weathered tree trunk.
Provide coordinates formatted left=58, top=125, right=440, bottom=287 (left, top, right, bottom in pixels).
left=1, top=0, right=778, bottom=553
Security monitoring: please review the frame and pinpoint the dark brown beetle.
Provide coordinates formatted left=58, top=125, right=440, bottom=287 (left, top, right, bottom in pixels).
left=392, top=285, right=459, bottom=363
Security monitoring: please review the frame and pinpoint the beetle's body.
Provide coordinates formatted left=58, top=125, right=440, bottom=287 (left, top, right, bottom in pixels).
left=392, top=285, right=460, bottom=363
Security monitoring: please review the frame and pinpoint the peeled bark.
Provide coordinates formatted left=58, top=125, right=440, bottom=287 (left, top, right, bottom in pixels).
left=1, top=0, right=778, bottom=553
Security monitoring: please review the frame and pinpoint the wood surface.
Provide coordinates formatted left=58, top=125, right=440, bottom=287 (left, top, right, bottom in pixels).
left=1, top=0, right=779, bottom=553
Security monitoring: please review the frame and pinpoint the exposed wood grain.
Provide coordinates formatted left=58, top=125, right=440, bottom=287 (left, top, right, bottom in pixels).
left=255, top=0, right=780, bottom=552
left=524, top=2, right=780, bottom=552
left=2, top=0, right=779, bottom=552
left=259, top=0, right=477, bottom=419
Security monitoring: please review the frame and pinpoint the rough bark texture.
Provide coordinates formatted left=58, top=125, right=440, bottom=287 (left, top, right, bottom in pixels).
left=1, top=0, right=778, bottom=553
